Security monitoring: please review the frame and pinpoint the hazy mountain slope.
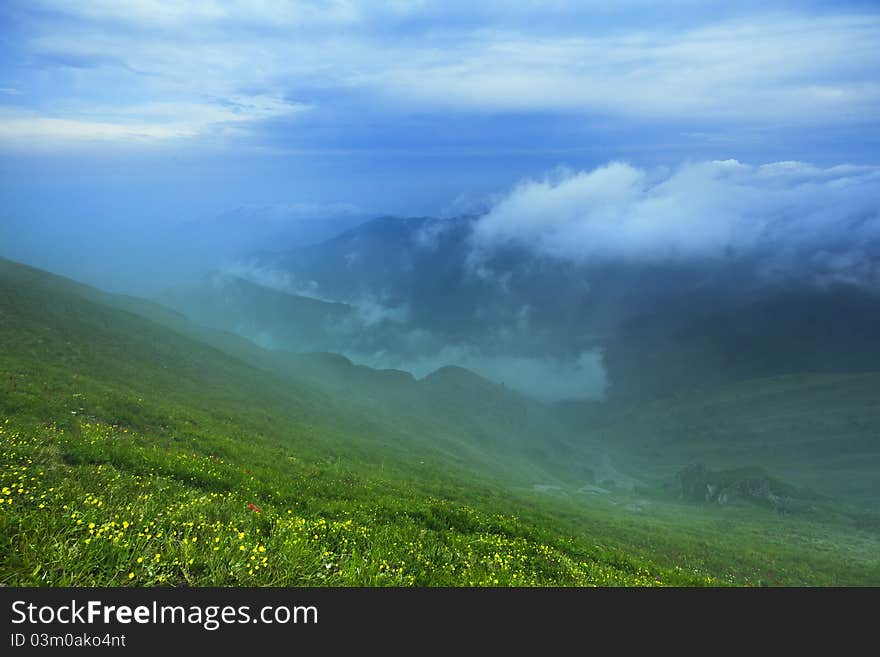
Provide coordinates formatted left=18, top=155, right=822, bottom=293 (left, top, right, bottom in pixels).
left=589, top=373, right=880, bottom=503
left=1, top=256, right=649, bottom=587
left=2, top=257, right=879, bottom=586
left=0, top=256, right=594, bottom=486
left=250, top=215, right=608, bottom=354
left=603, top=286, right=880, bottom=402
left=274, top=355, right=601, bottom=485
left=233, top=215, right=880, bottom=404
left=162, top=274, right=354, bottom=351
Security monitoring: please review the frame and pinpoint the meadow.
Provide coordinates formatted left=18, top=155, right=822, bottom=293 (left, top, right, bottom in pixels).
left=1, top=257, right=878, bottom=586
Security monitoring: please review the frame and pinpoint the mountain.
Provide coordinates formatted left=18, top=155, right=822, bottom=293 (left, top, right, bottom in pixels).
left=162, top=274, right=355, bottom=351
left=578, top=372, right=880, bottom=503
left=2, top=257, right=880, bottom=585
left=603, top=284, right=880, bottom=402
left=179, top=215, right=880, bottom=405
left=0, top=256, right=591, bottom=486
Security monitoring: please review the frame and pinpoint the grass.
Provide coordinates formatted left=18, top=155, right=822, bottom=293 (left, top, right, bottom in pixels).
left=595, top=372, right=880, bottom=503
left=0, top=418, right=701, bottom=586
left=1, top=256, right=878, bottom=586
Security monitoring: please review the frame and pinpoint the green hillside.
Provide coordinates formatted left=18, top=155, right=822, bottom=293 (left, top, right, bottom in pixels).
left=592, top=373, right=880, bottom=504
left=1, top=257, right=879, bottom=586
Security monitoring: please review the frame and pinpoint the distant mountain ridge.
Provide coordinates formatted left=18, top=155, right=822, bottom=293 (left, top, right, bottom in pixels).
left=0, top=255, right=594, bottom=487
left=165, top=214, right=880, bottom=404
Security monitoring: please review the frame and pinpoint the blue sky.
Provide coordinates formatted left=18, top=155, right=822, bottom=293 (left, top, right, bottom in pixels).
left=1, top=1, right=878, bottom=292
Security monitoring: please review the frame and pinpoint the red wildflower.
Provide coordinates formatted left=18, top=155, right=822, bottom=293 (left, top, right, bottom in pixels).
left=248, top=502, right=262, bottom=513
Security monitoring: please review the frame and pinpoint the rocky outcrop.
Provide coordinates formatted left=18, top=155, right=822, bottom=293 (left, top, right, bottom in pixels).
left=676, top=463, right=814, bottom=514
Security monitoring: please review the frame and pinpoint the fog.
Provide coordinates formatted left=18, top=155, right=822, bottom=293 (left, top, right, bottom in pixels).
left=3, top=156, right=878, bottom=404
left=353, top=347, right=607, bottom=402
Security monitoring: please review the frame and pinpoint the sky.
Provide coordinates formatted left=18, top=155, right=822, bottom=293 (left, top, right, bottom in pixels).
left=0, top=0, right=879, bottom=293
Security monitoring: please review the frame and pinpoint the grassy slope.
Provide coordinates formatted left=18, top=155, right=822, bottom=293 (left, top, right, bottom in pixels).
left=593, top=374, right=880, bottom=504
left=1, top=257, right=878, bottom=585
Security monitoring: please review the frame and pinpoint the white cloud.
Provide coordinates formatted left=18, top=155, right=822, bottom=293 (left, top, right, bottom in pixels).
left=219, top=262, right=408, bottom=327
left=352, top=15, right=880, bottom=122
left=0, top=114, right=195, bottom=143
left=35, top=0, right=363, bottom=28
left=6, top=4, right=878, bottom=150
left=0, top=96, right=308, bottom=147
left=471, top=160, right=880, bottom=264
left=351, top=297, right=410, bottom=327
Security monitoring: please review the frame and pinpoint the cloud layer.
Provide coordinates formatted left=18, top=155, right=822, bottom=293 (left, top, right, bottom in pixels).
left=471, top=160, right=880, bottom=282
left=1, top=2, right=878, bottom=149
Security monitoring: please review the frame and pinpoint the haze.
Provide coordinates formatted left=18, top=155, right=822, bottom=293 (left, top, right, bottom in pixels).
left=0, top=0, right=877, bottom=404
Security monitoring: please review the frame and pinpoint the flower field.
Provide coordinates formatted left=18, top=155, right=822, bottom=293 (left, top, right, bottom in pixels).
left=1, top=417, right=706, bottom=586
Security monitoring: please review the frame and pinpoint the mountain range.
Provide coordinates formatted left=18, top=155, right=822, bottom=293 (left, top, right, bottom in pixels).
left=162, top=214, right=880, bottom=405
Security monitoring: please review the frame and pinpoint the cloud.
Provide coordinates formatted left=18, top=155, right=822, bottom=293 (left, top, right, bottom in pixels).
left=218, top=263, right=318, bottom=297
left=0, top=113, right=196, bottom=143
left=470, top=160, right=880, bottom=272
left=3, top=3, right=878, bottom=150
left=219, top=262, right=407, bottom=327
left=0, top=95, right=308, bottom=147
left=365, top=15, right=880, bottom=122
left=35, top=0, right=363, bottom=29
left=412, top=217, right=462, bottom=249
left=351, top=297, right=410, bottom=327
